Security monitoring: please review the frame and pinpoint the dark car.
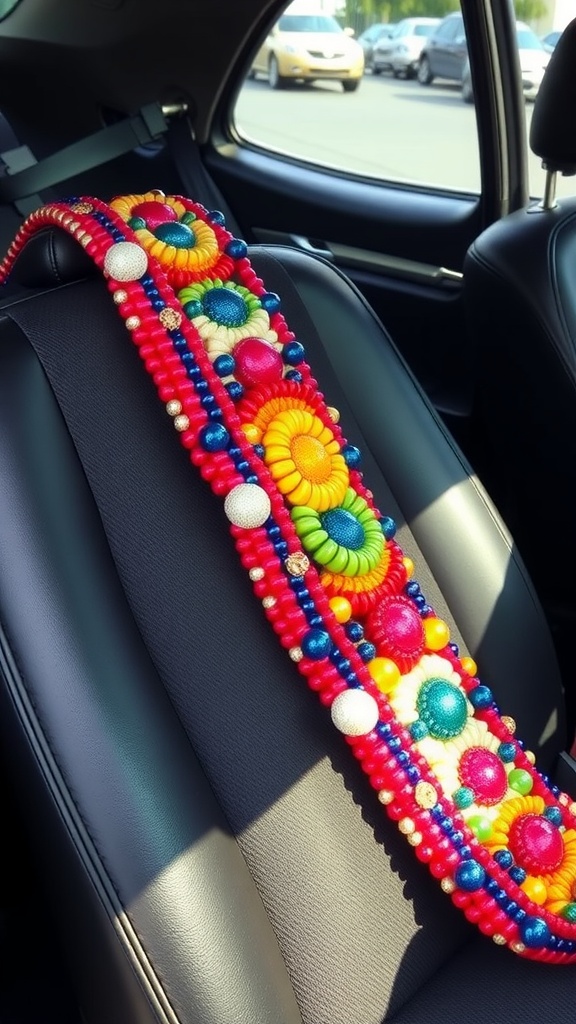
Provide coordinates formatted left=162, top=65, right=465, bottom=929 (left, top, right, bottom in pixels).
left=419, top=12, right=550, bottom=102
left=2, top=2, right=576, bottom=1024
left=357, top=21, right=397, bottom=70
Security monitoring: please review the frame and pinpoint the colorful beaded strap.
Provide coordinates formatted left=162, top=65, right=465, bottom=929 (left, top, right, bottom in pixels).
left=3, top=190, right=576, bottom=964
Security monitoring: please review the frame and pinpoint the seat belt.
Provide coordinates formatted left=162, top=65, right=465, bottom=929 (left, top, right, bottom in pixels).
left=0, top=103, right=169, bottom=216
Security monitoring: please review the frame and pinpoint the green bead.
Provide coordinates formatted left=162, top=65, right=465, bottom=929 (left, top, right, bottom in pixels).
left=128, top=216, right=146, bottom=230
left=508, top=768, right=533, bottom=795
left=454, top=786, right=474, bottom=809
left=560, top=903, right=576, bottom=923
left=467, top=814, right=493, bottom=842
left=181, top=211, right=197, bottom=224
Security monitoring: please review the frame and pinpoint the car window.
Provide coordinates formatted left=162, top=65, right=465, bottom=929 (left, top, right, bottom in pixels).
left=235, top=0, right=481, bottom=194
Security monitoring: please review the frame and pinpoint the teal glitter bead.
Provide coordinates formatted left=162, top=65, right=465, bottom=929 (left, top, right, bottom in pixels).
left=203, top=287, right=247, bottom=327
left=454, top=786, right=474, bottom=809
left=321, top=508, right=364, bottom=549
left=128, top=216, right=146, bottom=230
left=199, top=423, right=230, bottom=452
left=153, top=221, right=196, bottom=247
left=416, top=678, right=468, bottom=739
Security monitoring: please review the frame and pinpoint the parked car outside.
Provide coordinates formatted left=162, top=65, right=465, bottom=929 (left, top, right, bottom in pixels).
left=372, top=17, right=440, bottom=78
left=250, top=7, right=364, bottom=91
left=541, top=29, right=561, bottom=52
left=419, top=12, right=550, bottom=103
left=357, top=22, right=396, bottom=71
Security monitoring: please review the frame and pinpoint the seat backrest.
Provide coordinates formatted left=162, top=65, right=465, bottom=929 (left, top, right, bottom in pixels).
left=464, top=20, right=576, bottom=675
left=0, top=206, right=572, bottom=1024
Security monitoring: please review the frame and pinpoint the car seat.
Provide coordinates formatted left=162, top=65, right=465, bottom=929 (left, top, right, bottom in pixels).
left=464, top=20, right=576, bottom=684
left=0, top=197, right=575, bottom=1024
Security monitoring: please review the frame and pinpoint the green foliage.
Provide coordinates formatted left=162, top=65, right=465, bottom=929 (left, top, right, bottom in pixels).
left=513, top=0, right=547, bottom=18
left=342, top=0, right=459, bottom=33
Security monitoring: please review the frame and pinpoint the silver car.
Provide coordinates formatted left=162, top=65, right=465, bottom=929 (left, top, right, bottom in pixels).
left=372, top=17, right=440, bottom=78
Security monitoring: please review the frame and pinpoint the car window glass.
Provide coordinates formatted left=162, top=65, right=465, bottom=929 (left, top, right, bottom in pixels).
left=234, top=0, right=482, bottom=194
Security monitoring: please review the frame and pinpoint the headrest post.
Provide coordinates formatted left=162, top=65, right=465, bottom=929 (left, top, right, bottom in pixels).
left=539, top=167, right=558, bottom=211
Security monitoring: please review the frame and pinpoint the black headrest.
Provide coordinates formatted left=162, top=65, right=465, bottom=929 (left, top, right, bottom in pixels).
left=530, top=19, right=576, bottom=175
left=8, top=227, right=97, bottom=289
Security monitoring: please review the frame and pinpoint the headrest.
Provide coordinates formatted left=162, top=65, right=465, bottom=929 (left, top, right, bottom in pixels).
left=530, top=19, right=576, bottom=175
left=8, top=227, right=98, bottom=289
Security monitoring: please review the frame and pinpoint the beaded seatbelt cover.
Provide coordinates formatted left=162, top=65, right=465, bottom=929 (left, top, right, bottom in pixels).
left=3, top=190, right=576, bottom=964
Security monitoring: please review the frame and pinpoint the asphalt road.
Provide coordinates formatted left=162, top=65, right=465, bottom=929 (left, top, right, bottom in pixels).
left=235, top=70, right=575, bottom=200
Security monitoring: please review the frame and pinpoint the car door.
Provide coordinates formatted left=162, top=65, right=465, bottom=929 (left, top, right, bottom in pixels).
left=430, top=15, right=467, bottom=80
left=201, top=0, right=539, bottom=452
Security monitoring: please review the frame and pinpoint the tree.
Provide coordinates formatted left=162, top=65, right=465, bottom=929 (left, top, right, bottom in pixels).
left=341, top=0, right=459, bottom=33
left=514, top=0, right=547, bottom=18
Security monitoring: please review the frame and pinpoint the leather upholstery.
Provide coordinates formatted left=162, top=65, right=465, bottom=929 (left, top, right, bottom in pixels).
left=464, top=20, right=576, bottom=632
left=0, top=233, right=572, bottom=1023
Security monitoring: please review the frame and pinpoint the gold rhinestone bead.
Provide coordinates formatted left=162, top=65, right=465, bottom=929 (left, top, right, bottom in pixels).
left=441, top=877, right=456, bottom=894
left=289, top=647, right=303, bottom=662
left=569, top=801, right=576, bottom=816
left=511, top=941, right=526, bottom=955
left=524, top=749, right=536, bottom=765
left=492, top=934, right=507, bottom=946
left=407, top=831, right=422, bottom=846
left=378, top=789, right=394, bottom=805
left=80, top=235, right=92, bottom=247
left=415, top=780, right=437, bottom=809
left=501, top=715, right=516, bottom=734
left=326, top=406, right=340, bottom=423
left=113, top=289, right=128, bottom=305
left=68, top=220, right=80, bottom=233
left=398, top=817, right=415, bottom=835
left=249, top=567, right=265, bottom=581
left=166, top=399, right=182, bottom=417
left=262, top=596, right=276, bottom=609
left=174, top=414, right=190, bottom=432
left=159, top=307, right=183, bottom=330
left=125, top=316, right=141, bottom=331
left=285, top=551, right=310, bottom=576
left=70, top=201, right=94, bottom=214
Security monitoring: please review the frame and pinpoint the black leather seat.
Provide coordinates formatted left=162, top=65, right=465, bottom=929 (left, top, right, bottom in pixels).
left=464, top=21, right=576, bottom=670
left=0, top=222, right=575, bottom=1024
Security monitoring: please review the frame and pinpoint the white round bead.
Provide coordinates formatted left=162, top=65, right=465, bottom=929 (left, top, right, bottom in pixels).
left=330, top=689, right=379, bottom=736
left=224, top=483, right=271, bottom=529
left=104, top=241, right=148, bottom=282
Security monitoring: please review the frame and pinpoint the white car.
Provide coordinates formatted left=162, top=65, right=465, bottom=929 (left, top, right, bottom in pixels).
left=372, top=17, right=440, bottom=78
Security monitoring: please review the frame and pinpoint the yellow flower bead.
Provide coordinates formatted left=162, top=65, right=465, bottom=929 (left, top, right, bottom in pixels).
left=423, top=616, right=450, bottom=651
left=368, top=657, right=401, bottom=694
left=329, top=596, right=352, bottom=623
left=461, top=656, right=478, bottom=677
left=402, top=556, right=414, bottom=579
left=521, top=877, right=548, bottom=905
left=242, top=423, right=261, bottom=444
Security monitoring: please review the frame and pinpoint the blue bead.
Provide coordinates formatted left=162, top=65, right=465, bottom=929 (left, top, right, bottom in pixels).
left=195, top=379, right=209, bottom=393
left=494, top=848, right=514, bottom=869
left=200, top=394, right=216, bottom=408
left=406, top=766, right=420, bottom=784
left=308, top=615, right=323, bottom=627
left=285, top=369, right=303, bottom=383
left=345, top=621, right=364, bottom=643
left=155, top=222, right=196, bottom=248
left=405, top=581, right=421, bottom=597
left=183, top=299, right=203, bottom=318
left=410, top=720, right=428, bottom=741
left=225, top=238, right=248, bottom=259
left=226, top=381, right=244, bottom=402
left=342, top=444, right=361, bottom=468
left=449, top=641, right=460, bottom=656
left=396, top=750, right=410, bottom=766
left=376, top=722, right=392, bottom=738
left=454, top=859, right=485, bottom=892
left=301, top=628, right=332, bottom=660
left=498, top=741, right=516, bottom=763
left=509, top=865, right=526, bottom=884
left=468, top=685, right=493, bottom=709
left=283, top=341, right=305, bottom=365
left=260, top=291, right=281, bottom=313
left=413, top=594, right=427, bottom=609
left=388, top=736, right=401, bottom=751
left=520, top=916, right=551, bottom=949
left=204, top=288, right=247, bottom=327
left=357, top=642, right=376, bottom=662
left=208, top=209, right=226, bottom=225
left=254, top=444, right=265, bottom=458
left=199, top=423, right=230, bottom=452
left=321, top=508, right=365, bottom=549
left=151, top=298, right=165, bottom=311
left=380, top=516, right=397, bottom=540
left=485, top=878, right=500, bottom=895
left=544, top=806, right=563, bottom=826
left=246, top=475, right=258, bottom=484
left=459, top=845, right=472, bottom=859
left=419, top=605, right=432, bottom=617
left=214, top=353, right=235, bottom=377
left=209, top=408, right=223, bottom=420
